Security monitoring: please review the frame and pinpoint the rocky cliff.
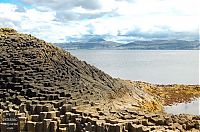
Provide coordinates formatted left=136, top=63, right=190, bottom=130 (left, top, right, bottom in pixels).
left=0, top=28, right=199, bottom=132
left=0, top=28, right=160, bottom=109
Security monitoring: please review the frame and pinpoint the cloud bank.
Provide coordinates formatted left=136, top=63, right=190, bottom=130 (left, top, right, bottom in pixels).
left=0, top=0, right=199, bottom=42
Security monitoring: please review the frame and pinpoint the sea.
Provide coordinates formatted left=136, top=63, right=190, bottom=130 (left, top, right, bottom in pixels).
left=68, top=50, right=200, bottom=115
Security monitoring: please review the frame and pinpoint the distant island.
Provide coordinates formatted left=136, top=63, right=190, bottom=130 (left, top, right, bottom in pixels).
left=55, top=39, right=199, bottom=50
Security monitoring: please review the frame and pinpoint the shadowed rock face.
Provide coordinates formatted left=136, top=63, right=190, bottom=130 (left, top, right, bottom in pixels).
left=1, top=28, right=200, bottom=132
left=0, top=28, right=163, bottom=112
left=0, top=28, right=124, bottom=104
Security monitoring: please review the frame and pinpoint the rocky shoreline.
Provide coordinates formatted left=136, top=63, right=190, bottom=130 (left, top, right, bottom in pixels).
left=0, top=28, right=200, bottom=132
left=132, top=81, right=200, bottom=106
left=0, top=99, right=200, bottom=132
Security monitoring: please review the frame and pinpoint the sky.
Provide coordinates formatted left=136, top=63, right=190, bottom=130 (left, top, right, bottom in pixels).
left=0, top=0, right=199, bottom=43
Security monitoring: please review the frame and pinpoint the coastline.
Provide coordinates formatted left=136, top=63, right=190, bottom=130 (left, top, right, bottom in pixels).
left=0, top=28, right=200, bottom=131
left=131, top=81, right=200, bottom=106
left=74, top=80, right=200, bottom=131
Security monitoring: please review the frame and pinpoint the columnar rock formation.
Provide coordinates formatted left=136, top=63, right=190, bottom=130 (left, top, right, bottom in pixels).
left=0, top=28, right=160, bottom=110
left=1, top=102, right=200, bottom=132
left=0, top=28, right=199, bottom=132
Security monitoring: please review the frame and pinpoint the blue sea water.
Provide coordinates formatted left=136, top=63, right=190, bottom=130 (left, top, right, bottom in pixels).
left=68, top=50, right=199, bottom=115
left=68, top=50, right=199, bottom=85
left=164, top=98, right=200, bottom=115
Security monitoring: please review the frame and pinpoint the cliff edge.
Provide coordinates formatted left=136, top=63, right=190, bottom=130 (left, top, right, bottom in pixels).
left=0, top=28, right=199, bottom=132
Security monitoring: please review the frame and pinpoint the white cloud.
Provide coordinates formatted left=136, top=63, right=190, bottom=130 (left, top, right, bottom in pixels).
left=25, top=9, right=55, bottom=22
left=0, top=4, right=22, bottom=21
left=0, top=0, right=199, bottom=42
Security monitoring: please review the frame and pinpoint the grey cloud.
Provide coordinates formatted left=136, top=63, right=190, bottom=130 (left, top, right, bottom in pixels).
left=19, top=0, right=108, bottom=22
left=123, top=27, right=199, bottom=40
left=20, top=0, right=102, bottom=10
left=78, top=10, right=119, bottom=19
left=15, top=5, right=26, bottom=12
left=54, top=9, right=119, bottom=22
left=55, top=11, right=80, bottom=22
left=75, top=0, right=102, bottom=10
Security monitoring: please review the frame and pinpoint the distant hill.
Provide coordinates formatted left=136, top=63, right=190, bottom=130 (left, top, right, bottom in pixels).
left=55, top=41, right=121, bottom=50
left=55, top=40, right=200, bottom=50
left=116, top=40, right=200, bottom=50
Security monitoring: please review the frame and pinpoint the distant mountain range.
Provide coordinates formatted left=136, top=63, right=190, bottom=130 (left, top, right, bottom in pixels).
left=55, top=39, right=200, bottom=50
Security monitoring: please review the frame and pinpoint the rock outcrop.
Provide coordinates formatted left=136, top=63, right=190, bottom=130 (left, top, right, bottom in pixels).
left=0, top=28, right=160, bottom=109
left=0, top=28, right=199, bottom=132
left=132, top=81, right=200, bottom=105
left=0, top=28, right=122, bottom=104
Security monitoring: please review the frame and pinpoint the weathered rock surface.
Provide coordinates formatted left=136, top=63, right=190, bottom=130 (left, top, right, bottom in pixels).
left=132, top=81, right=200, bottom=106
left=0, top=28, right=199, bottom=132
left=0, top=28, right=161, bottom=111
left=0, top=102, right=200, bottom=132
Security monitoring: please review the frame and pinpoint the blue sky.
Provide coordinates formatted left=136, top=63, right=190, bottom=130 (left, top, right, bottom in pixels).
left=0, top=0, right=31, bottom=8
left=0, top=0, right=16, bottom=4
left=0, top=0, right=199, bottom=42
